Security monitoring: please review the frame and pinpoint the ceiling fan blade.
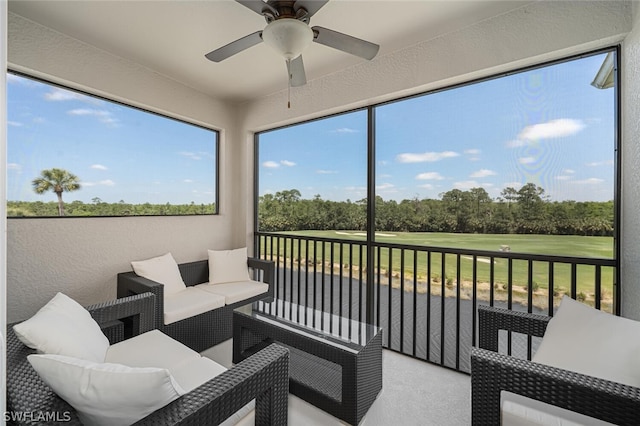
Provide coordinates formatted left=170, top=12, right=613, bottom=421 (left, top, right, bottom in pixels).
left=294, top=0, right=329, bottom=19
left=235, top=0, right=270, bottom=16
left=205, top=31, right=263, bottom=62
left=287, top=55, right=307, bottom=87
left=312, top=26, right=379, bottom=60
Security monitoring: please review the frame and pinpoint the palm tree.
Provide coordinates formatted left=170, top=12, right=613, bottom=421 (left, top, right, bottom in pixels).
left=32, top=168, right=81, bottom=216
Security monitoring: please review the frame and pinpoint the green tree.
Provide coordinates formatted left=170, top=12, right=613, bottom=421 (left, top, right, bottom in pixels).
left=32, top=168, right=81, bottom=216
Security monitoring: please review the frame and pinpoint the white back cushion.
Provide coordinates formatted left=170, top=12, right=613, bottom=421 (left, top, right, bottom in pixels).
left=208, top=247, right=250, bottom=285
left=533, top=295, right=640, bottom=388
left=13, top=292, right=109, bottom=362
left=28, top=354, right=184, bottom=426
left=131, top=252, right=186, bottom=297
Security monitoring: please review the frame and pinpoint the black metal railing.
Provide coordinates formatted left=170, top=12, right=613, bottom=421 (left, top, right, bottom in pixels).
left=255, top=231, right=617, bottom=373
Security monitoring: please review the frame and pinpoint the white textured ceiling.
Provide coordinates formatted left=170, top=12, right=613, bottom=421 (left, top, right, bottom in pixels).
left=8, top=0, right=530, bottom=102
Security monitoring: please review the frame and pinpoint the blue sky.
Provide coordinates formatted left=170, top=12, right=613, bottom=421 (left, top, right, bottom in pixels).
left=259, top=52, right=615, bottom=203
left=7, top=74, right=217, bottom=205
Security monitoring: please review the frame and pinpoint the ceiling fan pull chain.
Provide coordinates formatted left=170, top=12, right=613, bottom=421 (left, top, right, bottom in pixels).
left=287, top=58, right=292, bottom=109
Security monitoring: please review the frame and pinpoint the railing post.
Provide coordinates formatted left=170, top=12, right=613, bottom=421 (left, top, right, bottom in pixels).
left=366, top=106, right=376, bottom=325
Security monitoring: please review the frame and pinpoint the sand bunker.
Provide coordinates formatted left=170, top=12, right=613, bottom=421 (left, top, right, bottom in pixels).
left=462, top=256, right=496, bottom=264
left=335, top=231, right=396, bottom=237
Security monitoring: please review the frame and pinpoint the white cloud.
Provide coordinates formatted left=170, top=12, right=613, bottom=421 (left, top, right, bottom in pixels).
left=333, top=127, right=359, bottom=134
left=518, top=156, right=536, bottom=165
left=563, top=169, right=576, bottom=174
left=84, top=179, right=115, bottom=187
left=68, top=108, right=118, bottom=125
left=263, top=161, right=280, bottom=168
left=573, top=178, right=605, bottom=185
left=507, top=119, right=585, bottom=147
left=556, top=175, right=571, bottom=181
left=183, top=179, right=194, bottom=183
left=464, top=149, right=481, bottom=155
left=454, top=180, right=481, bottom=190
left=396, top=151, right=459, bottom=163
left=317, top=170, right=338, bottom=174
left=280, top=160, right=296, bottom=167
left=518, top=119, right=585, bottom=141
left=8, top=121, right=23, bottom=127
left=586, top=160, right=614, bottom=167
left=419, top=183, right=434, bottom=189
left=415, top=172, right=445, bottom=180
left=46, top=88, right=96, bottom=103
left=376, top=183, right=395, bottom=190
left=470, top=169, right=496, bottom=178
left=7, top=163, right=22, bottom=172
left=91, top=164, right=108, bottom=171
left=180, top=152, right=202, bottom=160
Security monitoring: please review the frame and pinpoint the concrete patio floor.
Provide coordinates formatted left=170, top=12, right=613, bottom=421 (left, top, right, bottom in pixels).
left=203, top=340, right=471, bottom=425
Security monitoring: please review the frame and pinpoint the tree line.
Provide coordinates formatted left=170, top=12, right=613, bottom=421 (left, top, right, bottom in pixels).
left=9, top=168, right=215, bottom=217
left=258, top=184, right=614, bottom=236
left=8, top=200, right=216, bottom=217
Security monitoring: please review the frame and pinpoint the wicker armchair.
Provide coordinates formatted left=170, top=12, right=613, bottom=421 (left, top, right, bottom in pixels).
left=6, top=292, right=289, bottom=426
left=117, top=258, right=274, bottom=352
left=471, top=304, right=640, bottom=425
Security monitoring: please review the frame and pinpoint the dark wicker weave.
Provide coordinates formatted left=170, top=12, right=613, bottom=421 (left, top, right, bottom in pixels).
left=471, top=304, right=640, bottom=425
left=233, top=307, right=382, bottom=425
left=6, top=292, right=290, bottom=426
left=117, top=258, right=275, bottom=352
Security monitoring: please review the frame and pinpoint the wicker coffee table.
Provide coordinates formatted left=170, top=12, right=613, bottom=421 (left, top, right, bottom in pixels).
left=233, top=300, right=382, bottom=425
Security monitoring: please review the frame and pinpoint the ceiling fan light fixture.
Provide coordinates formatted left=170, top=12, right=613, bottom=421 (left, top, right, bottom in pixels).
left=262, top=18, right=313, bottom=60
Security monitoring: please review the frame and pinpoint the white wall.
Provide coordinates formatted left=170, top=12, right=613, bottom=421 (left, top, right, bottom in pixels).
left=621, top=2, right=640, bottom=320
left=6, top=13, right=242, bottom=321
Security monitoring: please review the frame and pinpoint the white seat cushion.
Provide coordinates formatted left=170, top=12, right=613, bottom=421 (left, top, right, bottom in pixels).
left=131, top=252, right=187, bottom=298
left=107, top=329, right=228, bottom=395
left=109, top=328, right=254, bottom=424
left=170, top=356, right=227, bottom=393
left=13, top=292, right=110, bottom=362
left=28, top=354, right=184, bottom=426
left=196, top=281, right=268, bottom=305
left=106, top=329, right=200, bottom=370
left=163, top=287, right=226, bottom=325
left=501, top=391, right=616, bottom=425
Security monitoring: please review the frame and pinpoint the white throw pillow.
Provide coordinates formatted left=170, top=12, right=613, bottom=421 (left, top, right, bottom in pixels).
left=131, top=252, right=186, bottom=296
left=28, top=354, right=185, bottom=426
left=13, top=292, right=109, bottom=362
left=208, top=247, right=251, bottom=285
left=533, top=295, right=640, bottom=388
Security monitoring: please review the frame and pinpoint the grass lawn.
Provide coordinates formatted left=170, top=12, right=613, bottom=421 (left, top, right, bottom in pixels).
left=260, top=230, right=615, bottom=310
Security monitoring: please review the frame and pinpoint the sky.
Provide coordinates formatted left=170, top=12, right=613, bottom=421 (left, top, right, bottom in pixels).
left=7, top=74, right=217, bottom=205
left=259, top=51, right=615, bottom=203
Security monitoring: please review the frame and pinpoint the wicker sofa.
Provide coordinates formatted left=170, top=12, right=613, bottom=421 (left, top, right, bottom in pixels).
left=6, top=292, right=289, bottom=426
left=471, top=304, right=640, bottom=425
left=117, top=258, right=274, bottom=352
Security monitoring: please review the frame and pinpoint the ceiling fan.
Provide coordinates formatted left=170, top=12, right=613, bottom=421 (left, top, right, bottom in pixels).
left=205, top=0, right=380, bottom=88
